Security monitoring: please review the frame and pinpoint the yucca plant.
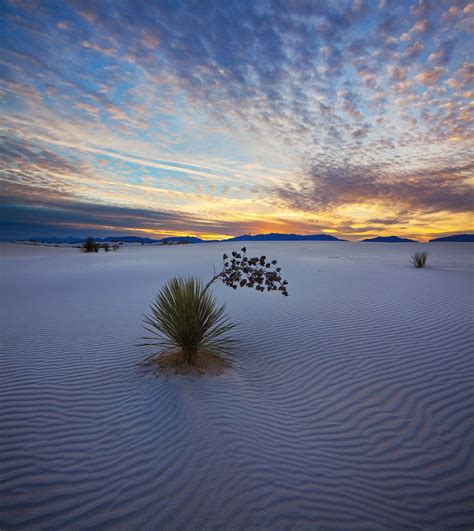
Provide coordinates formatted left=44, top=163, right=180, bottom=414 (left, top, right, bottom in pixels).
left=410, top=250, right=429, bottom=268
left=142, top=277, right=236, bottom=375
left=142, top=248, right=288, bottom=376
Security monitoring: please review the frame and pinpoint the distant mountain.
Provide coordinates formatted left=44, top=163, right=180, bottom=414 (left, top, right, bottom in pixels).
left=101, top=236, right=158, bottom=243
left=429, top=234, right=474, bottom=242
left=17, top=233, right=345, bottom=245
left=18, top=235, right=203, bottom=244
left=161, top=236, right=203, bottom=244
left=102, top=235, right=203, bottom=244
left=19, top=237, right=85, bottom=244
left=226, top=233, right=345, bottom=242
left=361, top=236, right=418, bottom=243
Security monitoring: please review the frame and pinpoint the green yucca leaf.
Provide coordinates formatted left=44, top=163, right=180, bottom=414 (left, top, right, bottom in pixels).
left=142, top=277, right=236, bottom=369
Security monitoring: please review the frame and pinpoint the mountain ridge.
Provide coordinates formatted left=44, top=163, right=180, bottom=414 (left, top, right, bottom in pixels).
left=15, top=233, right=346, bottom=244
left=13, top=232, right=474, bottom=245
left=226, top=233, right=345, bottom=241
left=360, top=235, right=418, bottom=243
left=429, top=234, right=474, bottom=242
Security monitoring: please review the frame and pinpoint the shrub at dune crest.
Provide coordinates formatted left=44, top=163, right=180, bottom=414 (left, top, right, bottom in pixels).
left=410, top=251, right=429, bottom=268
left=82, top=237, right=100, bottom=253
left=142, top=248, right=289, bottom=376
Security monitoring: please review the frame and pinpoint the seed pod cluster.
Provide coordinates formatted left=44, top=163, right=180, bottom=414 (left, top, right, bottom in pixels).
left=220, top=247, right=289, bottom=296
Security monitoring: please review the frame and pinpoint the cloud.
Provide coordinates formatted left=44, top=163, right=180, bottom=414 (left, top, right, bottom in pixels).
left=1, top=0, right=472, bottom=240
left=387, top=65, right=407, bottom=81
left=275, top=161, right=474, bottom=215
left=0, top=180, right=268, bottom=240
left=414, top=67, right=444, bottom=85
left=457, top=15, right=474, bottom=32
left=410, top=18, right=431, bottom=33
left=464, top=3, right=474, bottom=14
left=0, top=180, right=340, bottom=241
left=403, top=40, right=424, bottom=58
left=80, top=40, right=116, bottom=57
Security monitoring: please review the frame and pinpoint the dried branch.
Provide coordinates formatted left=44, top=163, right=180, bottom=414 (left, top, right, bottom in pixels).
left=204, top=247, right=289, bottom=296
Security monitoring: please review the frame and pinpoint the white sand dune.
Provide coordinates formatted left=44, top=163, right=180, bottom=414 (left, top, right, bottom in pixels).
left=1, top=242, right=473, bottom=529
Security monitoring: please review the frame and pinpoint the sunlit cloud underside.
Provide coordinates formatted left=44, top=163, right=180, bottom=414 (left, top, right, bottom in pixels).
left=1, top=0, right=473, bottom=241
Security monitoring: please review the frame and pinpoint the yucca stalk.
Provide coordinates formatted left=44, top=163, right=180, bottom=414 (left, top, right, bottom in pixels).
left=409, top=250, right=429, bottom=268
left=142, top=277, right=236, bottom=374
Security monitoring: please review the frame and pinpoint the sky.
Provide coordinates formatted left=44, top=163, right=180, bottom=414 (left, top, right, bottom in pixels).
left=1, top=0, right=473, bottom=241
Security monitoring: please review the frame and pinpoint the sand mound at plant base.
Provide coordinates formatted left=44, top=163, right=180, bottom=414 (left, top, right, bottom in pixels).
left=1, top=242, right=473, bottom=528
left=142, top=349, right=230, bottom=376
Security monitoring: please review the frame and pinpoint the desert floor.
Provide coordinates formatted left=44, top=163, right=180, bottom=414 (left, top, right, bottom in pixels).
left=1, top=242, right=473, bottom=529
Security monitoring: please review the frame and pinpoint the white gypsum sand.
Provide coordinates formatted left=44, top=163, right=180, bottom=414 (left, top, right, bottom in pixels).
left=0, top=241, right=473, bottom=528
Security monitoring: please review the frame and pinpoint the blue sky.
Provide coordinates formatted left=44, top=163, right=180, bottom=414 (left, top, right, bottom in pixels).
left=1, top=0, right=473, bottom=240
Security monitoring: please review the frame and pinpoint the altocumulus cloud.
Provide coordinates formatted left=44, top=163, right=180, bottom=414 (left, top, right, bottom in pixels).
left=0, top=0, right=473, bottom=239
left=276, top=160, right=474, bottom=214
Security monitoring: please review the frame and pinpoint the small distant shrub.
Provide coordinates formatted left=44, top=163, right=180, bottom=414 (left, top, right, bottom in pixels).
left=103, top=243, right=110, bottom=252
left=142, top=247, right=289, bottom=375
left=112, top=243, right=120, bottom=251
left=82, top=237, right=99, bottom=253
left=410, top=250, right=429, bottom=268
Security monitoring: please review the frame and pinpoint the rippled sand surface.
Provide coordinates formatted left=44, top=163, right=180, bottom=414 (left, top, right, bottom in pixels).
left=1, top=242, right=473, bottom=529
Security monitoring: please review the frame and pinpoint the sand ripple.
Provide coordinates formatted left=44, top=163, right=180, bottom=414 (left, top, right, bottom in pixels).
left=1, top=243, right=473, bottom=529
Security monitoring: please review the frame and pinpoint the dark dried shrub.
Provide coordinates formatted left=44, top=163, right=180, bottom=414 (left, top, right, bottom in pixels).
left=82, top=237, right=100, bottom=253
left=410, top=251, right=429, bottom=268
left=206, top=247, right=289, bottom=296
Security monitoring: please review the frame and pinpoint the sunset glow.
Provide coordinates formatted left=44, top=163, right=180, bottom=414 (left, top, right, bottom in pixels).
left=1, top=0, right=473, bottom=241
